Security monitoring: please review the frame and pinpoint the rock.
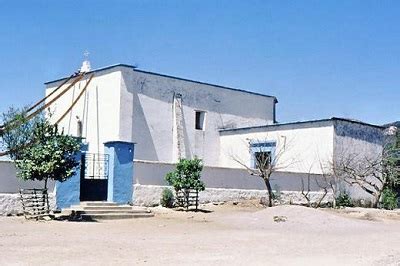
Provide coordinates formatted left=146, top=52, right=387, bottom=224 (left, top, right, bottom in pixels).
left=260, top=197, right=269, bottom=206
left=273, top=216, right=287, bottom=223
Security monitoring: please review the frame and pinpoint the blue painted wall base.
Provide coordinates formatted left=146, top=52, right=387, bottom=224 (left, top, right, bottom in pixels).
left=55, top=143, right=88, bottom=209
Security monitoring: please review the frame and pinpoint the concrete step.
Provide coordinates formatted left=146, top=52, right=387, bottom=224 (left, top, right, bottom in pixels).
left=63, top=205, right=144, bottom=212
left=79, top=209, right=151, bottom=215
left=80, top=206, right=134, bottom=211
left=59, top=202, right=153, bottom=221
left=80, top=201, right=119, bottom=207
left=81, top=212, right=154, bottom=220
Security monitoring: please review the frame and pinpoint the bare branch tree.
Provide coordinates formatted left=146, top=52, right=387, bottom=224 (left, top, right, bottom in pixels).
left=300, top=165, right=330, bottom=208
left=317, top=160, right=341, bottom=208
left=314, top=174, right=330, bottom=208
left=231, top=137, right=297, bottom=207
left=300, top=172, right=312, bottom=207
left=331, top=149, right=384, bottom=207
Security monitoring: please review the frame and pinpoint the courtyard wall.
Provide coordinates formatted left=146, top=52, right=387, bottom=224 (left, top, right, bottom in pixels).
left=0, top=160, right=55, bottom=215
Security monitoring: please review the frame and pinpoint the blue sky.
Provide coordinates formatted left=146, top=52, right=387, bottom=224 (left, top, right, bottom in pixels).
left=0, top=0, right=398, bottom=125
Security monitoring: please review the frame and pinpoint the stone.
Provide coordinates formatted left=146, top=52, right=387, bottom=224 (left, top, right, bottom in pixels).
left=0, top=193, right=56, bottom=216
left=273, top=216, right=287, bottom=222
left=132, top=184, right=334, bottom=207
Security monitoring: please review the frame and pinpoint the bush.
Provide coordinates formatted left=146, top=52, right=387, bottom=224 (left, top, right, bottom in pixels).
left=381, top=188, right=398, bottom=210
left=272, top=184, right=281, bottom=201
left=160, top=188, right=175, bottom=208
left=165, top=158, right=205, bottom=191
left=336, top=192, right=353, bottom=207
left=165, top=158, right=205, bottom=210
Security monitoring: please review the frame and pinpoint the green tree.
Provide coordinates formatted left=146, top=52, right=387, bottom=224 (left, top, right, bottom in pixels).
left=0, top=106, right=44, bottom=160
left=15, top=121, right=81, bottom=190
left=166, top=158, right=205, bottom=192
left=1, top=106, right=81, bottom=190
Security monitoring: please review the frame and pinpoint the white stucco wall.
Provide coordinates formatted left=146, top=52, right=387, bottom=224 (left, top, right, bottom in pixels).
left=0, top=161, right=55, bottom=193
left=45, top=68, right=123, bottom=153
left=46, top=65, right=276, bottom=166
left=219, top=121, right=335, bottom=174
left=333, top=120, right=384, bottom=161
left=119, top=67, right=276, bottom=166
left=332, top=120, right=385, bottom=200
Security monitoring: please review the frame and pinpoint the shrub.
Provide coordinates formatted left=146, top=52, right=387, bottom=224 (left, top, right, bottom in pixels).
left=381, top=188, right=398, bottom=210
left=165, top=158, right=205, bottom=210
left=335, top=192, right=353, bottom=207
left=272, top=184, right=281, bottom=201
left=165, top=158, right=205, bottom=192
left=160, top=188, right=175, bottom=208
left=352, top=198, right=373, bottom=208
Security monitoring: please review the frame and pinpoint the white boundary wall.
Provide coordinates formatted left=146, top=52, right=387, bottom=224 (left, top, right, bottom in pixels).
left=133, top=160, right=334, bottom=206
left=133, top=184, right=333, bottom=207
left=0, top=193, right=56, bottom=216
left=134, top=160, right=328, bottom=191
left=0, top=161, right=55, bottom=215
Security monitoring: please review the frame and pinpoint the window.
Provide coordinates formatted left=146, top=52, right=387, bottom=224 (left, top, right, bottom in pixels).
left=254, top=151, right=272, bottom=169
left=77, top=120, right=83, bottom=138
left=195, top=111, right=206, bottom=130
left=250, top=141, right=276, bottom=169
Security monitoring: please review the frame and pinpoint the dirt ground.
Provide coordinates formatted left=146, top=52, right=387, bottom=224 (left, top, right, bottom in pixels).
left=1, top=202, right=400, bottom=266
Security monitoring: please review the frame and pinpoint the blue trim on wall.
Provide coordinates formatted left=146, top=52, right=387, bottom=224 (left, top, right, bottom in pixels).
left=55, top=143, right=88, bottom=209
left=104, top=141, right=135, bottom=204
left=250, top=141, right=277, bottom=148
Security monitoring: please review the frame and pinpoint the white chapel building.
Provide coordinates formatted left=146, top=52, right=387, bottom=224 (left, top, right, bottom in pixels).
left=44, top=63, right=384, bottom=205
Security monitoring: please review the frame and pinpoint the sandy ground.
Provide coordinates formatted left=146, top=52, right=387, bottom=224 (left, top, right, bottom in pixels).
left=0, top=202, right=400, bottom=266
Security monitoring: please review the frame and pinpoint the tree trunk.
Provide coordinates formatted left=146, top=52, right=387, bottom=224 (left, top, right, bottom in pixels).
left=264, top=178, right=273, bottom=207
left=43, top=178, right=49, bottom=214
left=331, top=188, right=337, bottom=208
left=372, top=193, right=381, bottom=208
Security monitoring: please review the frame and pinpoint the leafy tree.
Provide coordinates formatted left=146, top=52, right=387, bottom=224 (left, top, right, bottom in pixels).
left=0, top=106, right=44, bottom=160
left=15, top=121, right=81, bottom=190
left=1, top=106, right=81, bottom=190
left=166, top=158, right=205, bottom=192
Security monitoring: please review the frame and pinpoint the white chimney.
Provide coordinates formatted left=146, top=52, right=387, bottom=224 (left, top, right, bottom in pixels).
left=80, top=51, right=91, bottom=73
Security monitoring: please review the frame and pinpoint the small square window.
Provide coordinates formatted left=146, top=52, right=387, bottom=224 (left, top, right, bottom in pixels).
left=253, top=151, right=272, bottom=169
left=195, top=111, right=206, bottom=130
left=250, top=141, right=276, bottom=169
